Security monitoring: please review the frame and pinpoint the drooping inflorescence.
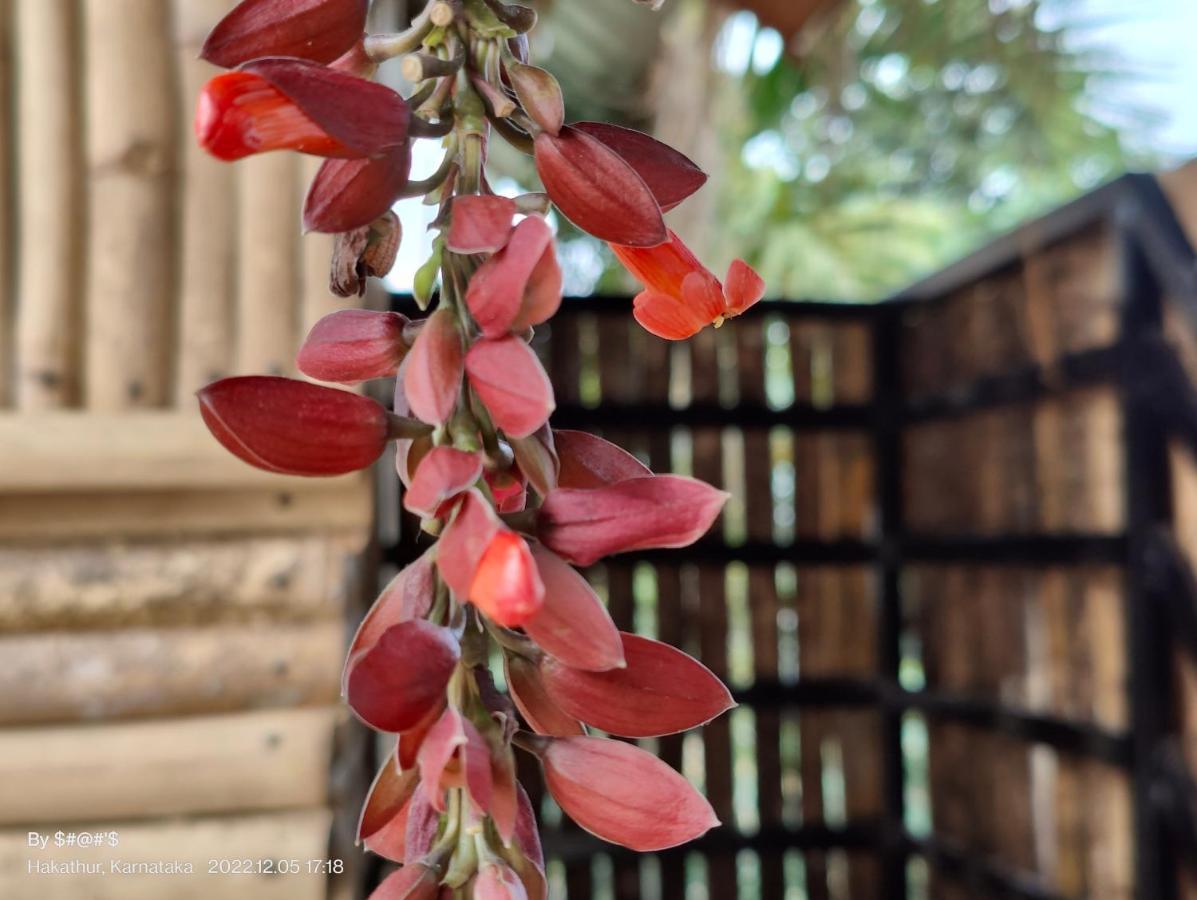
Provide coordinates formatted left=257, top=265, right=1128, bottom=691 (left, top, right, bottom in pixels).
left=192, top=0, right=764, bottom=896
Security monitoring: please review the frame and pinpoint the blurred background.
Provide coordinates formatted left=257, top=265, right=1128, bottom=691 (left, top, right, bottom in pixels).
left=3, top=1, right=1197, bottom=899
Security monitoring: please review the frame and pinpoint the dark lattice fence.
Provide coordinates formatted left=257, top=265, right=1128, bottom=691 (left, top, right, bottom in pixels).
left=379, top=174, right=1197, bottom=900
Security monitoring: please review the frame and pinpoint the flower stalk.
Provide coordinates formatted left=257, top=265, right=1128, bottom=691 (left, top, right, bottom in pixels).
left=191, top=0, right=763, bottom=895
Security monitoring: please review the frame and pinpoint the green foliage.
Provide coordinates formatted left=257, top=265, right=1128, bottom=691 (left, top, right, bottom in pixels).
left=722, top=0, right=1148, bottom=299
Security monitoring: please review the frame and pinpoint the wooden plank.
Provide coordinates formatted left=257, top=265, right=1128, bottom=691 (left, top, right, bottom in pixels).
left=13, top=0, right=82, bottom=408
left=82, top=0, right=176, bottom=409
left=237, top=153, right=300, bottom=377
left=0, top=412, right=369, bottom=492
left=0, top=707, right=339, bottom=824
left=173, top=0, right=238, bottom=402
left=0, top=535, right=354, bottom=632
left=0, top=485, right=372, bottom=542
left=0, top=0, right=9, bottom=408
left=0, top=622, right=342, bottom=725
left=0, top=809, right=333, bottom=900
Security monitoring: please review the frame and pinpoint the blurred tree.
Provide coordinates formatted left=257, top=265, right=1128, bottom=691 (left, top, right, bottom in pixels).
left=714, top=0, right=1153, bottom=298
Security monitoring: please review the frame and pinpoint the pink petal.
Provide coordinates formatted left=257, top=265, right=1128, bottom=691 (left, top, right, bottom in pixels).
left=723, top=259, right=766, bottom=316
left=466, top=218, right=555, bottom=339
left=404, top=309, right=464, bottom=426
left=553, top=430, right=650, bottom=489
left=368, top=862, right=440, bottom=900
left=404, top=447, right=484, bottom=517
left=346, top=621, right=460, bottom=732
left=198, top=376, right=390, bottom=477
left=358, top=755, right=419, bottom=861
left=465, top=337, right=555, bottom=439
left=510, top=242, right=563, bottom=333
left=476, top=863, right=530, bottom=900
left=524, top=547, right=624, bottom=671
left=447, top=195, right=517, bottom=254
left=402, top=785, right=441, bottom=863
left=540, top=736, right=719, bottom=851
left=437, top=489, right=503, bottom=598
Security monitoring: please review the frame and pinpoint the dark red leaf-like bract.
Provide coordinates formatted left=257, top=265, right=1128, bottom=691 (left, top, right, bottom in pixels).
left=358, top=756, right=419, bottom=861
left=304, top=146, right=412, bottom=233
left=553, top=429, right=651, bottom=489
left=524, top=546, right=623, bottom=671
left=541, top=632, right=735, bottom=736
left=540, top=736, right=719, bottom=851
left=505, top=655, right=585, bottom=737
left=573, top=122, right=707, bottom=213
left=202, top=0, right=369, bottom=68
left=534, top=127, right=666, bottom=247
left=198, top=376, right=390, bottom=477
left=346, top=621, right=460, bottom=732
left=538, top=475, right=728, bottom=566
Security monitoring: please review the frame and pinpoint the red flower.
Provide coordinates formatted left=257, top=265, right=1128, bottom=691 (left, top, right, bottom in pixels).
left=611, top=231, right=766, bottom=340
left=195, top=59, right=409, bottom=162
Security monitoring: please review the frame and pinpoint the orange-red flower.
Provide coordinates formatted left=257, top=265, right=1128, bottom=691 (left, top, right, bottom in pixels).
left=611, top=231, right=765, bottom=340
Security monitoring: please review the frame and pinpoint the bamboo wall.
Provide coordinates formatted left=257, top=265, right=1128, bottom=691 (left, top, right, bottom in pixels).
left=0, top=3, right=375, bottom=898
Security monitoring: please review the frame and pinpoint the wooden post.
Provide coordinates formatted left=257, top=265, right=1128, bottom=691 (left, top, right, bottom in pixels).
left=236, top=153, right=300, bottom=376
left=82, top=0, right=176, bottom=409
left=0, top=0, right=11, bottom=408
left=13, top=0, right=81, bottom=408
left=174, top=0, right=237, bottom=402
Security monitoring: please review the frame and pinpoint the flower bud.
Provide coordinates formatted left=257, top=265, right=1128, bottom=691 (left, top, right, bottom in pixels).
left=540, top=632, right=735, bottom=737
left=573, top=122, right=706, bottom=212
left=507, top=62, right=564, bottom=136
left=469, top=531, right=545, bottom=628
left=538, top=736, right=719, bottom=851
left=534, top=126, right=666, bottom=247
left=465, top=337, right=555, bottom=439
left=346, top=621, right=460, bottom=732
left=198, top=376, right=391, bottom=476
left=511, top=427, right=559, bottom=498
left=538, top=475, right=728, bottom=566
left=466, top=218, right=558, bottom=338
left=404, top=309, right=465, bottom=426
left=305, top=146, right=412, bottom=234
left=298, top=308, right=409, bottom=383
left=202, top=0, right=369, bottom=68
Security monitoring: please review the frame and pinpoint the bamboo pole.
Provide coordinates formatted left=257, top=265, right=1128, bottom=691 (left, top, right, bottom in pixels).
left=82, top=0, right=176, bottom=409
left=236, top=153, right=300, bottom=376
left=0, top=0, right=12, bottom=407
left=174, top=0, right=237, bottom=401
left=14, top=0, right=83, bottom=409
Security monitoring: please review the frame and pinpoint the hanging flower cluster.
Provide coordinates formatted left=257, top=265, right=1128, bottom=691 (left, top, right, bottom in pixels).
left=194, top=0, right=764, bottom=896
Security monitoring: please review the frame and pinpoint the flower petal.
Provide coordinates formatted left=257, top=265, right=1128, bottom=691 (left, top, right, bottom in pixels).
left=507, top=62, right=565, bottom=136
left=553, top=430, right=650, bottom=489
left=346, top=621, right=460, bottom=732
left=203, top=0, right=368, bottom=68
left=476, top=862, right=530, bottom=900
left=534, top=127, right=666, bottom=247
left=447, top=195, right=517, bottom=254
left=524, top=546, right=624, bottom=671
left=466, top=218, right=555, bottom=338
left=404, top=447, right=485, bottom=518
left=466, top=337, right=555, bottom=439
left=198, top=376, right=390, bottom=476
left=723, top=259, right=766, bottom=316
left=402, top=785, right=441, bottom=863
left=541, top=632, right=735, bottom=737
left=358, top=755, right=419, bottom=861
left=511, top=427, right=559, bottom=498
left=573, top=122, right=707, bottom=212
left=404, top=309, right=464, bottom=426
left=632, top=289, right=709, bottom=341
left=510, top=241, right=563, bottom=333
left=298, top=309, right=408, bottom=383
left=368, top=862, right=441, bottom=900
left=437, top=489, right=503, bottom=597
left=538, top=475, right=728, bottom=566
left=469, top=532, right=545, bottom=628
left=540, top=736, right=719, bottom=851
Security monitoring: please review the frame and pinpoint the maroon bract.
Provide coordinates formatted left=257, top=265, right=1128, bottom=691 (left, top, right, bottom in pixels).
left=346, top=621, right=460, bottom=732
left=198, top=376, right=392, bottom=476
left=298, top=309, right=409, bottom=383
left=202, top=0, right=369, bottom=68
